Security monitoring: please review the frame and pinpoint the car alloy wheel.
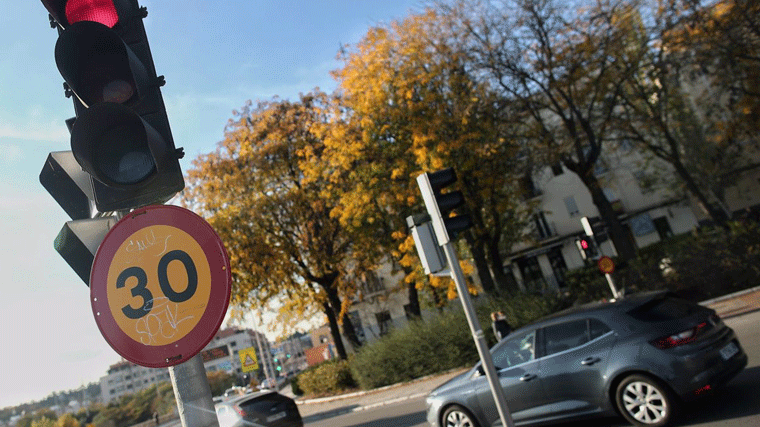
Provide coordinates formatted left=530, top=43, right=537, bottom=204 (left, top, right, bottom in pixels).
left=616, top=374, right=676, bottom=427
left=442, top=405, right=479, bottom=427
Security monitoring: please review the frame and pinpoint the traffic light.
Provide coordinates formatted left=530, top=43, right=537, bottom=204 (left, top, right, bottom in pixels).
left=416, top=168, right=473, bottom=245
left=576, top=236, right=598, bottom=261
left=41, top=0, right=184, bottom=212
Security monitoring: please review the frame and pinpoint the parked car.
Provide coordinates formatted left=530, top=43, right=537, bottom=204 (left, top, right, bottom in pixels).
left=426, top=291, right=747, bottom=427
left=215, top=390, right=303, bottom=427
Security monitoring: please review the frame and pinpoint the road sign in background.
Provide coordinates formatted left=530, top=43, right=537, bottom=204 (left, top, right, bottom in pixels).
left=91, top=205, right=231, bottom=368
left=239, top=347, right=259, bottom=372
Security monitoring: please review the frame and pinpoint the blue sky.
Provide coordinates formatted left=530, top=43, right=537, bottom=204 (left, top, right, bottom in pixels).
left=0, top=0, right=422, bottom=409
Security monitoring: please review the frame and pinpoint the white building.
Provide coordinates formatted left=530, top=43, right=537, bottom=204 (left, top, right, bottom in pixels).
left=99, top=327, right=274, bottom=403
left=345, top=146, right=760, bottom=339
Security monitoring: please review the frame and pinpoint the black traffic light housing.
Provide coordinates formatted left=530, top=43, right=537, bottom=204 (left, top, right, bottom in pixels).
left=42, top=0, right=184, bottom=212
left=576, top=236, right=599, bottom=261
left=417, top=168, right=473, bottom=245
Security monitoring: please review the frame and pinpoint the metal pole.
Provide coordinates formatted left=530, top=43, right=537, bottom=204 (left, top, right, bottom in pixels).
left=254, top=328, right=273, bottom=388
left=442, top=242, right=515, bottom=427
left=605, top=273, right=620, bottom=299
left=169, top=354, right=219, bottom=427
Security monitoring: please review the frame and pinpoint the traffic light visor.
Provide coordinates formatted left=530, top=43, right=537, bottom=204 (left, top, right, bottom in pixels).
left=55, top=21, right=147, bottom=107
left=71, top=102, right=158, bottom=188
left=66, top=0, right=119, bottom=27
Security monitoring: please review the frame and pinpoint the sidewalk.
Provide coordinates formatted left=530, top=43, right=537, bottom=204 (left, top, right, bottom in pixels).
left=294, top=286, right=760, bottom=422
left=295, top=368, right=468, bottom=422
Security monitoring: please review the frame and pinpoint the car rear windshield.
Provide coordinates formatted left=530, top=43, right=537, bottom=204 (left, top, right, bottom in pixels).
left=627, top=296, right=703, bottom=322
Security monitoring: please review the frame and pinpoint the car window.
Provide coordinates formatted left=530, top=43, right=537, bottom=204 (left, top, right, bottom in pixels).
left=589, top=319, right=611, bottom=340
left=543, top=320, right=589, bottom=356
left=492, top=330, right=535, bottom=368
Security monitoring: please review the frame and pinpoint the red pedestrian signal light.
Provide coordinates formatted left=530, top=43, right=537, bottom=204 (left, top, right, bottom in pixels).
left=580, top=238, right=590, bottom=250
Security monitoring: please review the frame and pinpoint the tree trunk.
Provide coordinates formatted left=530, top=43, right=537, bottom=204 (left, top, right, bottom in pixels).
left=672, top=161, right=730, bottom=228
left=404, top=265, right=422, bottom=318
left=584, top=174, right=638, bottom=261
left=487, top=236, right=518, bottom=294
left=464, top=232, right=497, bottom=294
left=322, top=301, right=347, bottom=360
left=323, top=284, right=362, bottom=350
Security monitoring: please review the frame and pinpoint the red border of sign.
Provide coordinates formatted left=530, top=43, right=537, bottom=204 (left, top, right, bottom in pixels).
left=598, top=255, right=615, bottom=274
left=90, top=205, right=231, bottom=368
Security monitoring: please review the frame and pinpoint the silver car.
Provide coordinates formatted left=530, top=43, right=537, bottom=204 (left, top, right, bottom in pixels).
left=426, top=291, right=747, bottom=427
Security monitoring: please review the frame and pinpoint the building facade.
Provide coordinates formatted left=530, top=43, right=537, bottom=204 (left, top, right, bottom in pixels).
left=99, top=327, right=275, bottom=403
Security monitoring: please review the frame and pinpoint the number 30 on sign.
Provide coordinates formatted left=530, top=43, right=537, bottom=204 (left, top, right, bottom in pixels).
left=90, top=205, right=231, bottom=368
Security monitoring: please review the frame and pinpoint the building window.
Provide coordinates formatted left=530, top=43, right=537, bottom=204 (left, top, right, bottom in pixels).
left=517, top=256, right=546, bottom=294
left=375, top=311, right=393, bottom=336
left=532, top=212, right=554, bottom=239
left=348, top=311, right=366, bottom=343
left=362, top=272, right=384, bottom=295
left=653, top=217, right=673, bottom=239
left=563, top=196, right=580, bottom=217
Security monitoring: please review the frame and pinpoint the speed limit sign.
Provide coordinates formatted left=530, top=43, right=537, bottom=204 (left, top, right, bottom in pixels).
left=90, top=205, right=231, bottom=368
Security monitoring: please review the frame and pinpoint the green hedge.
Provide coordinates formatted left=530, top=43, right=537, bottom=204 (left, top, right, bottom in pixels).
left=565, top=221, right=760, bottom=303
left=345, top=293, right=558, bottom=392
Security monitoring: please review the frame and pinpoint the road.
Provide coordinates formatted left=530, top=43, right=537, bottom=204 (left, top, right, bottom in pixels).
left=304, top=310, right=760, bottom=427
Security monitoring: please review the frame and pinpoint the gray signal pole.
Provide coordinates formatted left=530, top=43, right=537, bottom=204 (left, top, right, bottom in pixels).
left=442, top=242, right=516, bottom=427
left=416, top=170, right=515, bottom=427
left=169, top=355, right=219, bottom=427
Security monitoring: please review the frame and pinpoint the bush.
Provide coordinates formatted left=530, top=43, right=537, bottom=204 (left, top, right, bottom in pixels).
left=564, top=221, right=760, bottom=304
left=297, top=359, right=357, bottom=396
left=349, top=293, right=561, bottom=390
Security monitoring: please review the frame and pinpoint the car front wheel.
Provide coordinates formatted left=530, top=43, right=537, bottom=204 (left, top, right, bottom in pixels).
left=442, top=404, right=480, bottom=427
left=615, top=374, right=677, bottom=427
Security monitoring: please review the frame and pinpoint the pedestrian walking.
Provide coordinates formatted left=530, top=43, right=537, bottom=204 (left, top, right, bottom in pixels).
left=491, top=311, right=511, bottom=341
left=154, top=412, right=159, bottom=426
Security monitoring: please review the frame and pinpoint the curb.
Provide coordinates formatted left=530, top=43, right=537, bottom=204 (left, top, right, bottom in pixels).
left=296, top=368, right=467, bottom=405
left=699, top=285, right=760, bottom=306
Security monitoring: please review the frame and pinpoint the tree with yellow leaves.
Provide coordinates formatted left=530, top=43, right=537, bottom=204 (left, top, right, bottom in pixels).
left=327, top=8, right=530, bottom=297
left=183, top=92, right=363, bottom=359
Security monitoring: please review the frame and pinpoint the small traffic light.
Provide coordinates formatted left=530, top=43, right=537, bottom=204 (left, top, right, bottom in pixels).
left=41, top=0, right=184, bottom=212
left=416, top=168, right=473, bottom=245
left=576, top=237, right=598, bottom=261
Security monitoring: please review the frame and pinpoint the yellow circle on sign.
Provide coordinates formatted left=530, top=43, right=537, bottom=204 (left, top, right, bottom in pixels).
left=106, top=225, right=211, bottom=346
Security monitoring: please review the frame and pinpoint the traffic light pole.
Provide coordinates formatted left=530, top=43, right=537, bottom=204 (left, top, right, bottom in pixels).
left=168, top=355, right=219, bottom=427
left=442, top=242, right=515, bottom=427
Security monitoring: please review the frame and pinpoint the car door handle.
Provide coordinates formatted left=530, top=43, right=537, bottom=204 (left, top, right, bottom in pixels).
left=581, top=357, right=601, bottom=366
left=519, top=373, right=537, bottom=382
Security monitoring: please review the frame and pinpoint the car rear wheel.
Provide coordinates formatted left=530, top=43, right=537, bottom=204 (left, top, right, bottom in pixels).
left=442, top=405, right=480, bottom=427
left=616, top=374, right=677, bottom=427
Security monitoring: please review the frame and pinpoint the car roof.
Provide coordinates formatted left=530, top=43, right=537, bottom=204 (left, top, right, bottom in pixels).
left=216, top=390, right=279, bottom=407
left=508, top=290, right=677, bottom=334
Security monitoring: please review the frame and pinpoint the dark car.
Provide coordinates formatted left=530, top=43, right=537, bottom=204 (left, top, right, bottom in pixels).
left=215, top=390, right=303, bottom=427
left=426, top=291, right=747, bottom=427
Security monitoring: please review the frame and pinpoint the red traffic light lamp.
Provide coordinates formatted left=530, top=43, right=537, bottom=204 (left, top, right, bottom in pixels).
left=41, top=0, right=184, bottom=212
